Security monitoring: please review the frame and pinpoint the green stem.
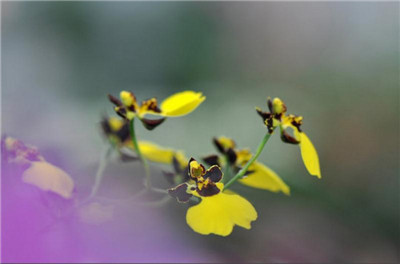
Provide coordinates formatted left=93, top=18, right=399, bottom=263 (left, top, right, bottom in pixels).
left=224, top=132, right=272, bottom=190
left=223, top=155, right=231, bottom=183
left=129, top=118, right=152, bottom=190
left=89, top=144, right=112, bottom=198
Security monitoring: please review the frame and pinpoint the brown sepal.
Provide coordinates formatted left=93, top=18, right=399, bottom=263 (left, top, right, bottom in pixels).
left=168, top=183, right=193, bottom=203
left=203, top=165, right=223, bottom=183
left=196, top=183, right=220, bottom=197
left=202, top=154, right=220, bottom=167
left=213, top=137, right=225, bottom=154
left=281, top=130, right=300, bottom=144
left=108, top=94, right=123, bottom=107
left=140, top=118, right=166, bottom=130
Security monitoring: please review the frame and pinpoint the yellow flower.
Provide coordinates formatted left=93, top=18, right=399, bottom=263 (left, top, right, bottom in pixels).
left=256, top=97, right=321, bottom=178
left=186, top=183, right=257, bottom=237
left=136, top=141, right=187, bottom=169
left=168, top=159, right=257, bottom=236
left=101, top=116, right=130, bottom=146
left=3, top=137, right=74, bottom=199
left=108, top=90, right=205, bottom=130
left=204, top=137, right=290, bottom=195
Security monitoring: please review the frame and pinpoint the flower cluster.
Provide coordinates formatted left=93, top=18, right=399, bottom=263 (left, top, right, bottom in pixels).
left=3, top=91, right=320, bottom=238
left=203, top=136, right=290, bottom=195
left=108, top=90, right=205, bottom=130
left=256, top=97, right=321, bottom=178
left=168, top=158, right=257, bottom=236
left=97, top=92, right=322, bottom=237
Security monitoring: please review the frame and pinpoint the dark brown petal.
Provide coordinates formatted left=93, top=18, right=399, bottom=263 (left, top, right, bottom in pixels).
left=182, top=166, right=190, bottom=182
left=140, top=118, right=166, bottom=130
left=168, top=183, right=193, bottom=203
left=115, top=122, right=130, bottom=142
left=213, top=137, right=225, bottom=154
left=197, top=183, right=220, bottom=197
left=267, top=98, right=273, bottom=112
left=256, top=107, right=272, bottom=122
left=233, top=166, right=254, bottom=177
left=141, top=98, right=162, bottom=113
left=100, top=117, right=112, bottom=135
left=281, top=130, right=300, bottom=144
left=291, top=121, right=303, bottom=133
left=203, top=165, right=223, bottom=183
left=108, top=94, right=123, bottom=106
left=172, top=156, right=182, bottom=174
left=115, top=107, right=127, bottom=119
left=202, top=154, right=220, bottom=167
left=226, top=148, right=237, bottom=164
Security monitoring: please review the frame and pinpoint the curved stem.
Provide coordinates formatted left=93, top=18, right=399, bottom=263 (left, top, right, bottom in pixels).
left=224, top=132, right=272, bottom=190
left=222, top=155, right=231, bottom=183
left=89, top=144, right=112, bottom=198
left=129, top=118, right=152, bottom=190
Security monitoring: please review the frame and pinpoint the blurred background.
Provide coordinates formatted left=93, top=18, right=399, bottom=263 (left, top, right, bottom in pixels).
left=2, top=2, right=398, bottom=263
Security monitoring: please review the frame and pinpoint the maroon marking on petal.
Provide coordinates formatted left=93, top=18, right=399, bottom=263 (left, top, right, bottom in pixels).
left=202, top=154, right=220, bottom=167
left=256, top=108, right=272, bottom=122
left=197, top=183, right=220, bottom=197
left=115, top=107, right=127, bottom=119
left=203, top=165, right=223, bottom=183
left=281, top=130, right=300, bottom=144
left=168, top=183, right=192, bottom=203
left=291, top=120, right=303, bottom=133
left=108, top=94, right=123, bottom=106
left=140, top=118, right=166, bottom=130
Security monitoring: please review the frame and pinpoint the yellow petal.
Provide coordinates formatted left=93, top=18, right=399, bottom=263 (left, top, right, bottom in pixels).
left=186, top=190, right=257, bottom=236
left=239, top=161, right=290, bottom=195
left=216, top=136, right=236, bottom=149
left=22, top=161, right=74, bottom=199
left=160, top=91, right=205, bottom=117
left=138, top=141, right=187, bottom=166
left=296, top=131, right=321, bottom=178
left=108, top=117, right=125, bottom=132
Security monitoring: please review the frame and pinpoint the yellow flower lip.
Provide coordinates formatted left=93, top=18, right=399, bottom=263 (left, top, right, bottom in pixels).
left=186, top=183, right=258, bottom=237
